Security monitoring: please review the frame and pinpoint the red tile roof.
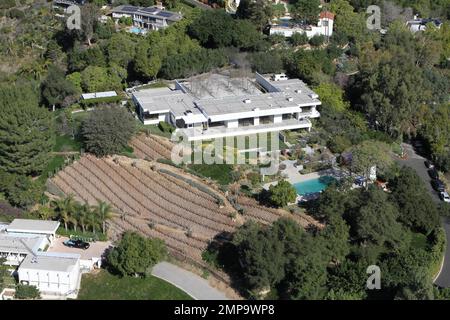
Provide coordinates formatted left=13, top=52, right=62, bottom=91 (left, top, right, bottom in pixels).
left=319, top=11, right=335, bottom=20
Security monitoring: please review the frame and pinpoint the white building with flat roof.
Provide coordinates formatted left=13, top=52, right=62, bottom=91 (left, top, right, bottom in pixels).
left=111, top=5, right=182, bottom=31
left=270, top=11, right=335, bottom=39
left=133, top=72, right=321, bottom=141
left=18, top=252, right=81, bottom=299
left=0, top=219, right=82, bottom=299
left=7, top=219, right=59, bottom=239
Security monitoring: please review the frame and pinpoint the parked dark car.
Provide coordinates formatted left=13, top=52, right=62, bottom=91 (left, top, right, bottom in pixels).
left=428, top=168, right=439, bottom=180
left=424, top=160, right=434, bottom=169
left=63, top=239, right=90, bottom=250
left=431, top=179, right=446, bottom=192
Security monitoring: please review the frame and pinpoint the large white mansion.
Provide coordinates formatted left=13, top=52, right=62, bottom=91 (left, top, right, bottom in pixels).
left=132, top=72, right=321, bottom=141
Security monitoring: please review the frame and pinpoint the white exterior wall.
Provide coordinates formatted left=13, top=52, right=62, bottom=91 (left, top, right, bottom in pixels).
left=18, top=260, right=81, bottom=297
left=226, top=120, right=239, bottom=128
left=270, top=17, right=334, bottom=39
left=254, top=117, right=260, bottom=126
left=273, top=114, right=282, bottom=124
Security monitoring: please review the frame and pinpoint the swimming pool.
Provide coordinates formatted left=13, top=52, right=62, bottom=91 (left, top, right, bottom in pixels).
left=293, top=176, right=336, bottom=196
left=130, top=27, right=143, bottom=34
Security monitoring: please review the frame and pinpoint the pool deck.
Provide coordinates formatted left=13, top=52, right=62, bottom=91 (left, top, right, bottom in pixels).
left=263, top=160, right=347, bottom=194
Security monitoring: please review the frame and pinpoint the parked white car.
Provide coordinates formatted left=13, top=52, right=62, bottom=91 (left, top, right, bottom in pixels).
left=440, top=191, right=450, bottom=203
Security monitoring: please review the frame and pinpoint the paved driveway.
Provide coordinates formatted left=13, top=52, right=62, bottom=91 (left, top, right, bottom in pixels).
left=152, top=262, right=229, bottom=300
left=396, top=143, right=450, bottom=287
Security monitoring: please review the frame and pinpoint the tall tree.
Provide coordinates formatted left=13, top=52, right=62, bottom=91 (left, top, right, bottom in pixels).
left=390, top=167, right=440, bottom=233
left=94, top=199, right=113, bottom=234
left=291, top=0, right=321, bottom=25
left=0, top=83, right=53, bottom=175
left=107, top=231, right=167, bottom=277
left=80, top=3, right=100, bottom=46
left=81, top=105, right=136, bottom=157
left=268, top=180, right=297, bottom=207
left=350, top=140, right=393, bottom=187
left=41, top=65, right=77, bottom=110
left=354, top=187, right=405, bottom=248
left=236, top=0, right=274, bottom=31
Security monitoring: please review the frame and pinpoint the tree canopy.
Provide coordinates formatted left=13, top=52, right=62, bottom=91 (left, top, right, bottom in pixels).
left=81, top=105, right=136, bottom=157
left=107, top=231, right=167, bottom=277
left=0, top=83, right=53, bottom=175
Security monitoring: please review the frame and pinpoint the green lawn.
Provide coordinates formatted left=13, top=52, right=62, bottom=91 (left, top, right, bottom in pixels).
left=53, top=135, right=82, bottom=152
left=188, top=164, right=234, bottom=185
left=77, top=269, right=192, bottom=300
left=139, top=124, right=173, bottom=139
left=410, top=232, right=428, bottom=250
left=38, top=155, right=65, bottom=183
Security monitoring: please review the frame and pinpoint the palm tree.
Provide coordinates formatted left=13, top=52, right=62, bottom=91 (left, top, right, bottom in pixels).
left=93, top=200, right=113, bottom=235
left=76, top=202, right=90, bottom=233
left=51, top=195, right=76, bottom=231
left=38, top=206, right=55, bottom=220
left=86, top=211, right=100, bottom=235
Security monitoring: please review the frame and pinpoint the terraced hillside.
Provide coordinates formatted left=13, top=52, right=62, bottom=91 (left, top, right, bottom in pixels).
left=129, top=133, right=173, bottom=160
left=49, top=151, right=322, bottom=265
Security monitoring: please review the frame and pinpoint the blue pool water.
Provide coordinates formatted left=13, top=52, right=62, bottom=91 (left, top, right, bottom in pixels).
left=130, top=27, right=142, bottom=34
left=293, top=176, right=336, bottom=196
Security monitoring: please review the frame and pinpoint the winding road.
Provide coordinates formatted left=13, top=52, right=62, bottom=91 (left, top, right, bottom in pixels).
left=152, top=262, right=229, bottom=300
left=395, top=143, right=450, bottom=288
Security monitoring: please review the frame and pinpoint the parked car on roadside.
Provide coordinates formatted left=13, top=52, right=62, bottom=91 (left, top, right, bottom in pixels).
left=425, top=160, right=434, bottom=169
left=428, top=168, right=439, bottom=180
left=63, top=239, right=90, bottom=250
left=431, top=179, right=446, bottom=192
left=440, top=191, right=450, bottom=203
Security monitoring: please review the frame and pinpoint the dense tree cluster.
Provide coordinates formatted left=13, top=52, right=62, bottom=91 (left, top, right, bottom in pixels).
left=107, top=231, right=167, bottom=277
left=222, top=165, right=444, bottom=299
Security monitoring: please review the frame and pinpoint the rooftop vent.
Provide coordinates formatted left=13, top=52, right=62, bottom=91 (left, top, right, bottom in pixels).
left=309, top=93, right=319, bottom=99
left=295, top=89, right=302, bottom=94
left=287, top=97, right=294, bottom=102
left=253, top=107, right=260, bottom=111
left=243, top=99, right=252, bottom=104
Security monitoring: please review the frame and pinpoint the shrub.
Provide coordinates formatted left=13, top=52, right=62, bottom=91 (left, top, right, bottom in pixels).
left=268, top=180, right=297, bottom=207
left=291, top=33, right=308, bottom=46
left=158, top=121, right=175, bottom=134
left=8, top=8, right=24, bottom=19
left=309, top=35, right=325, bottom=47
left=15, top=285, right=40, bottom=300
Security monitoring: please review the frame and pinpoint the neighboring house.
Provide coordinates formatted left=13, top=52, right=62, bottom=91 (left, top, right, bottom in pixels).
left=18, top=253, right=81, bottom=299
left=270, top=11, right=335, bottom=38
left=53, top=0, right=86, bottom=9
left=0, top=219, right=89, bottom=299
left=111, top=5, right=183, bottom=31
left=133, top=72, right=321, bottom=141
left=406, top=16, right=442, bottom=32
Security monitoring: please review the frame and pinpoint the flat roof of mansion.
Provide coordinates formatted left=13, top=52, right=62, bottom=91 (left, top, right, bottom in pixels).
left=7, top=219, right=60, bottom=234
left=132, top=73, right=320, bottom=118
left=0, top=234, right=45, bottom=255
left=20, top=252, right=80, bottom=273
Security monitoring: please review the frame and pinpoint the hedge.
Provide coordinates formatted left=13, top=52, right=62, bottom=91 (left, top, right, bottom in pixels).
left=15, top=285, right=40, bottom=300
left=80, top=96, right=122, bottom=107
left=158, top=121, right=175, bottom=134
